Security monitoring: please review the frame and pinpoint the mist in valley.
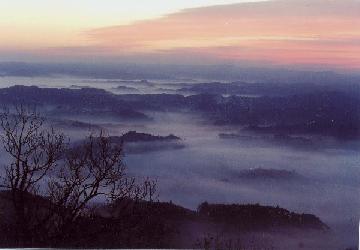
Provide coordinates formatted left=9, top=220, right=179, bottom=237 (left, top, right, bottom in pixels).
left=51, top=109, right=360, bottom=248
left=0, top=74, right=358, bottom=249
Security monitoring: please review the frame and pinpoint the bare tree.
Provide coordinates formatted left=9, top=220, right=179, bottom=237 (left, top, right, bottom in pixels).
left=47, top=132, right=157, bottom=243
left=0, top=106, right=157, bottom=247
left=0, top=105, right=65, bottom=245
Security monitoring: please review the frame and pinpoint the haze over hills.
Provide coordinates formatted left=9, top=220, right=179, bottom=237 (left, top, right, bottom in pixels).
left=0, top=85, right=148, bottom=120
left=1, top=62, right=360, bottom=83
left=0, top=84, right=359, bottom=141
left=6, top=83, right=358, bottom=136
left=0, top=75, right=358, bottom=249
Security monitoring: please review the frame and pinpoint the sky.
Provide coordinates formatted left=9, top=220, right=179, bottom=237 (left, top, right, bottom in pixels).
left=1, top=0, right=360, bottom=71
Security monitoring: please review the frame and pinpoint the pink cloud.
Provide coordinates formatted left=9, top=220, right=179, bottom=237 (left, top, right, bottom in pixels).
left=49, top=0, right=360, bottom=69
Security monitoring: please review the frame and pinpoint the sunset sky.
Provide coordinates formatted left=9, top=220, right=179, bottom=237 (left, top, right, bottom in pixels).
left=1, top=0, right=359, bottom=71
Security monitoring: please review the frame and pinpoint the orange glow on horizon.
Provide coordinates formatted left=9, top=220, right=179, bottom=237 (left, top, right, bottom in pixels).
left=1, top=0, right=360, bottom=70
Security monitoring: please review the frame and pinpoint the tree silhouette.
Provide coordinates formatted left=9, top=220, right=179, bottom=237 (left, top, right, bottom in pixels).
left=0, top=105, right=156, bottom=246
left=0, top=105, right=64, bottom=245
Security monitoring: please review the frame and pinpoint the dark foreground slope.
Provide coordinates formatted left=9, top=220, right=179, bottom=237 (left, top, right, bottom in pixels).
left=0, top=191, right=330, bottom=249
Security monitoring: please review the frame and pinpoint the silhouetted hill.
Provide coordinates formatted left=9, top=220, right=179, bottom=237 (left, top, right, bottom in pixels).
left=197, top=202, right=328, bottom=231
left=237, top=168, right=305, bottom=181
left=199, top=92, right=360, bottom=138
left=98, top=131, right=181, bottom=144
left=2, top=62, right=360, bottom=85
left=80, top=131, right=184, bottom=154
left=0, top=85, right=148, bottom=120
left=116, top=91, right=360, bottom=138
left=0, top=190, right=330, bottom=248
left=107, top=131, right=184, bottom=154
left=121, top=131, right=180, bottom=142
left=1, top=85, right=359, bottom=137
left=178, top=81, right=360, bottom=97
left=111, top=85, right=140, bottom=93
left=117, top=93, right=188, bottom=111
